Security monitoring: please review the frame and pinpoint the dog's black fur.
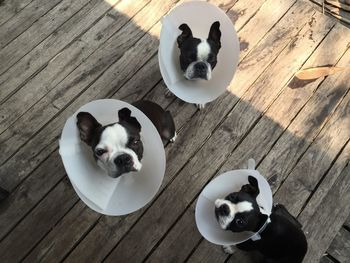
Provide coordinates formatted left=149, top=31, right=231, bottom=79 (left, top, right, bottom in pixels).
left=132, top=100, right=176, bottom=145
left=236, top=203, right=307, bottom=263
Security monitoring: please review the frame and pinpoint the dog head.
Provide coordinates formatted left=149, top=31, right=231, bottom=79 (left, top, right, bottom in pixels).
left=77, top=108, right=143, bottom=178
left=177, top=21, right=221, bottom=80
left=214, top=176, right=268, bottom=232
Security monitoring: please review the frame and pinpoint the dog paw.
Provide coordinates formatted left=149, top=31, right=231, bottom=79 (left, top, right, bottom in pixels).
left=196, top=103, right=206, bottom=110
left=170, top=132, right=177, bottom=143
left=223, top=245, right=235, bottom=254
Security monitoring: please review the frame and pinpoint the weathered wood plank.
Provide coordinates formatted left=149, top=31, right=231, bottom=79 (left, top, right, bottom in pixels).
left=0, top=0, right=150, bottom=134
left=104, top=8, right=330, bottom=262
left=0, top=0, right=63, bottom=49
left=295, top=138, right=350, bottom=262
left=23, top=201, right=100, bottom=262
left=0, top=178, right=78, bottom=261
left=0, top=0, right=91, bottom=76
left=0, top=0, right=126, bottom=103
left=300, top=160, right=350, bottom=263
left=0, top=0, right=34, bottom=26
left=297, top=141, right=350, bottom=226
left=162, top=21, right=349, bottom=263
left=0, top=151, right=65, bottom=241
left=258, top=60, right=350, bottom=195
left=320, top=256, right=337, bottom=263
left=145, top=203, right=200, bottom=263
left=327, top=227, right=350, bottom=263
left=226, top=0, right=267, bottom=32
left=274, top=89, right=350, bottom=217
left=236, top=0, right=298, bottom=61
left=187, top=239, right=229, bottom=263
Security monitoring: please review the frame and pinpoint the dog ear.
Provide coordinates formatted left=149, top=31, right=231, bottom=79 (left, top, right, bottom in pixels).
left=208, top=21, right=221, bottom=48
left=118, top=107, right=141, bottom=132
left=240, top=176, right=260, bottom=198
left=177, top=23, right=193, bottom=47
left=76, top=112, right=101, bottom=146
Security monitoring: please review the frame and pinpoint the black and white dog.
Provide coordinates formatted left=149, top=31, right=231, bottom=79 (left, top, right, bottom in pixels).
left=77, top=100, right=176, bottom=178
left=215, top=176, right=307, bottom=263
left=175, top=21, right=221, bottom=109
left=177, top=21, right=221, bottom=81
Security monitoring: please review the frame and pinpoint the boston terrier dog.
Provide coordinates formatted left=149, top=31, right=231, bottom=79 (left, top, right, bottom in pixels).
left=215, top=176, right=307, bottom=263
left=177, top=21, right=221, bottom=81
left=77, top=100, right=176, bottom=178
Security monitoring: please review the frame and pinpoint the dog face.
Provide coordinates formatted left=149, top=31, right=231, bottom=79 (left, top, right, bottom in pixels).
left=177, top=21, right=221, bottom=80
left=215, top=176, right=268, bottom=232
left=77, top=108, right=143, bottom=178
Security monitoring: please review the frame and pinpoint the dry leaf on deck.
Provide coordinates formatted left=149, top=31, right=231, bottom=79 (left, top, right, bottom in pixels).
left=294, top=66, right=346, bottom=80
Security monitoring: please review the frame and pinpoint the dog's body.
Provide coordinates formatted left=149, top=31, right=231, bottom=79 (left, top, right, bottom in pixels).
left=76, top=100, right=175, bottom=178
left=235, top=204, right=307, bottom=263
left=215, top=176, right=307, bottom=263
left=132, top=100, right=176, bottom=144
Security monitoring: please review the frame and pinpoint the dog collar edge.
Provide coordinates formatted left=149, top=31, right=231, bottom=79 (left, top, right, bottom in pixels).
left=250, top=216, right=271, bottom=242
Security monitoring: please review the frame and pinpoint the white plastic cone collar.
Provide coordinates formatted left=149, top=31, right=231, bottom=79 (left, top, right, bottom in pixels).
left=159, top=1, right=240, bottom=104
left=59, top=99, right=166, bottom=216
left=195, top=159, right=273, bottom=245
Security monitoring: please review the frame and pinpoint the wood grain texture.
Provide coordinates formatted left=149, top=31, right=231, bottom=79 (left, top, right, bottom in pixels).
left=0, top=0, right=150, bottom=135
left=0, top=0, right=63, bottom=49
left=327, top=227, right=350, bottom=263
left=0, top=0, right=34, bottom=26
left=0, top=178, right=77, bottom=262
left=274, top=88, right=350, bottom=216
left=23, top=201, right=100, bottom=262
left=0, top=0, right=91, bottom=76
left=320, top=256, right=337, bottom=263
left=0, top=0, right=123, bottom=103
left=300, top=162, right=350, bottom=263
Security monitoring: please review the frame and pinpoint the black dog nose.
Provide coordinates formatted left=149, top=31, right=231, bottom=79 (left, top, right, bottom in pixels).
left=114, top=154, right=133, bottom=166
left=217, top=204, right=230, bottom=216
left=195, top=62, right=207, bottom=71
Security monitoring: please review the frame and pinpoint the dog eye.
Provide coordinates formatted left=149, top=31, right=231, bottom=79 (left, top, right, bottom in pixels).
left=235, top=218, right=245, bottom=227
left=133, top=139, right=140, bottom=144
left=95, top=148, right=107, bottom=156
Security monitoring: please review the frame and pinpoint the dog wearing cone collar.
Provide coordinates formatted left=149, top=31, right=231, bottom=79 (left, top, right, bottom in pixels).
left=175, top=21, right=221, bottom=109
left=77, top=100, right=176, bottom=178
left=215, top=176, right=307, bottom=263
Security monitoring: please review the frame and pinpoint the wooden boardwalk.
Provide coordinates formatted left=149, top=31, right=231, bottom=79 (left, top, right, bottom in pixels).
left=0, top=0, right=349, bottom=262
